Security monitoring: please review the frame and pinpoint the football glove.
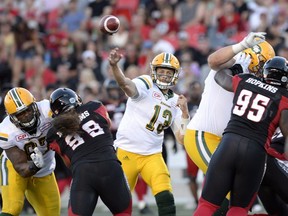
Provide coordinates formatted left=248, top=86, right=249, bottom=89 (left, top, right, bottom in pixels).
left=235, top=52, right=251, bottom=73
left=30, top=147, right=44, bottom=169
left=232, top=32, right=266, bottom=53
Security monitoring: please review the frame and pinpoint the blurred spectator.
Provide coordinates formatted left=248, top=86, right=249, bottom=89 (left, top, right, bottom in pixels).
left=0, top=83, right=13, bottom=122
left=149, top=28, right=175, bottom=54
left=174, top=31, right=200, bottom=62
left=155, top=5, right=179, bottom=36
left=25, top=54, right=57, bottom=92
left=125, top=65, right=144, bottom=79
left=60, top=0, right=89, bottom=57
left=175, top=0, right=206, bottom=29
left=12, top=16, right=42, bottom=86
left=77, top=68, right=100, bottom=103
left=247, top=0, right=271, bottom=31
left=86, top=0, right=111, bottom=19
left=130, top=9, right=153, bottom=41
left=278, top=46, right=288, bottom=59
left=217, top=1, right=246, bottom=39
left=44, top=21, right=69, bottom=61
left=55, top=63, right=78, bottom=91
left=176, top=51, right=200, bottom=94
left=81, top=49, right=105, bottom=84
left=122, top=44, right=139, bottom=71
left=0, top=21, right=15, bottom=66
left=50, top=38, right=78, bottom=79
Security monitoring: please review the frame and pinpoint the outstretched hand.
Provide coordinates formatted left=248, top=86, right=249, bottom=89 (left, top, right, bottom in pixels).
left=108, top=48, right=123, bottom=66
left=177, top=95, right=189, bottom=119
left=241, top=32, right=266, bottom=48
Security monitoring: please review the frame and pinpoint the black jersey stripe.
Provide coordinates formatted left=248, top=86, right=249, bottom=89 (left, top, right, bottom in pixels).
left=0, top=136, right=8, bottom=141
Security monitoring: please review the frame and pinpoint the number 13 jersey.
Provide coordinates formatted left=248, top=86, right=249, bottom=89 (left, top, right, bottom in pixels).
left=114, top=75, right=182, bottom=155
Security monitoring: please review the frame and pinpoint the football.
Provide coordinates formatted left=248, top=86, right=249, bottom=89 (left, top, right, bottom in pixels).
left=99, top=15, right=120, bottom=35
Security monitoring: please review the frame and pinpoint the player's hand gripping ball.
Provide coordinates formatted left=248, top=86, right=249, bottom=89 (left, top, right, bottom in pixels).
left=99, top=15, right=120, bottom=35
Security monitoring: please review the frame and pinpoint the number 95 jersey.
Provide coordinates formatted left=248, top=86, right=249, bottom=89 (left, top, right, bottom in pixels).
left=114, top=75, right=182, bottom=155
left=0, top=100, right=55, bottom=177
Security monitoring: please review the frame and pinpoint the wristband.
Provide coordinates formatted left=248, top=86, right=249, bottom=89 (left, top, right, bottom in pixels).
left=28, top=161, right=40, bottom=174
left=229, top=64, right=243, bottom=76
left=180, top=117, right=190, bottom=135
left=231, top=43, right=245, bottom=54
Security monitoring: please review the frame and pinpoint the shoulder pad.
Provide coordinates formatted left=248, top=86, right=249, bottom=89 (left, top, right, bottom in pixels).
left=137, top=75, right=153, bottom=90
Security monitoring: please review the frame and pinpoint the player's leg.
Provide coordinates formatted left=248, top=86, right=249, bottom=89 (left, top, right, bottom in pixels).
left=184, top=130, right=229, bottom=215
left=0, top=157, right=27, bottom=215
left=25, top=172, right=61, bottom=216
left=185, top=153, right=199, bottom=207
left=98, top=160, right=132, bottom=215
left=258, top=155, right=288, bottom=215
left=195, top=134, right=239, bottom=215
left=116, top=148, right=139, bottom=191
left=228, top=138, right=267, bottom=216
left=141, top=153, right=175, bottom=216
left=67, top=163, right=98, bottom=215
left=184, top=130, right=220, bottom=175
left=135, top=175, right=153, bottom=214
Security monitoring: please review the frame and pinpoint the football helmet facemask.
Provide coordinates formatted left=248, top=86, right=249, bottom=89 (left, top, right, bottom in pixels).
left=50, top=88, right=82, bottom=116
left=242, top=41, right=275, bottom=77
left=4, top=87, right=40, bottom=130
left=150, top=52, right=181, bottom=89
left=263, top=56, right=288, bottom=88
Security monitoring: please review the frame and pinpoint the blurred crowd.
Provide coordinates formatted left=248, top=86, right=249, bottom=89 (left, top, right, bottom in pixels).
left=0, top=0, right=287, bottom=103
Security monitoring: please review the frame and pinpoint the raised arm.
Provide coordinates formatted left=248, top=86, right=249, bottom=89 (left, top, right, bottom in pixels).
left=108, top=48, right=138, bottom=98
left=208, top=32, right=266, bottom=71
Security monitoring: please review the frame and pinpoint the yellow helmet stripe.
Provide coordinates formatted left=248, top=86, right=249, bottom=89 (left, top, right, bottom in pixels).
left=9, top=88, right=24, bottom=108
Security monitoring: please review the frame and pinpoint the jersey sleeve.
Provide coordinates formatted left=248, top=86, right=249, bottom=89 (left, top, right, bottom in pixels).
left=132, top=75, right=153, bottom=101
left=0, top=118, right=15, bottom=150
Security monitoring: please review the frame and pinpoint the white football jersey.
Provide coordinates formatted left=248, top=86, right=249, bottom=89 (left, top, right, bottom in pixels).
left=187, top=70, right=234, bottom=137
left=114, top=75, right=182, bottom=155
left=0, top=100, right=55, bottom=177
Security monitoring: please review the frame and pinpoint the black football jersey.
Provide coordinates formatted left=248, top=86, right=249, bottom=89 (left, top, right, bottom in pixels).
left=224, top=74, right=288, bottom=149
left=47, top=101, right=117, bottom=171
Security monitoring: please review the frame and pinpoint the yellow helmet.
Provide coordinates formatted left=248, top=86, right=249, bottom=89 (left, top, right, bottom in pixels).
left=150, top=52, right=181, bottom=89
left=242, top=41, right=275, bottom=77
left=4, top=87, right=40, bottom=130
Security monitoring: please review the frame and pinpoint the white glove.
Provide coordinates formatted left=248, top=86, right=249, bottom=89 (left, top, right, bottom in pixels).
left=234, top=52, right=251, bottom=74
left=30, top=147, right=44, bottom=168
left=232, top=32, right=266, bottom=53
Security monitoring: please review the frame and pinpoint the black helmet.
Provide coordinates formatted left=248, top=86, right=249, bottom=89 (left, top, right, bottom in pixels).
left=50, top=88, right=82, bottom=116
left=263, top=56, right=288, bottom=88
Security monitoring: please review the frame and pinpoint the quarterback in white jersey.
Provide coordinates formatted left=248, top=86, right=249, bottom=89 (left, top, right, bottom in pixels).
left=109, top=49, right=190, bottom=216
left=0, top=87, right=60, bottom=215
left=115, top=74, right=183, bottom=155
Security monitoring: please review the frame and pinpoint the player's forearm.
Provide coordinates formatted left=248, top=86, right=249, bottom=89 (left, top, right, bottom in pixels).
left=208, top=46, right=235, bottom=71
left=110, top=64, right=137, bottom=97
left=14, top=161, right=39, bottom=178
